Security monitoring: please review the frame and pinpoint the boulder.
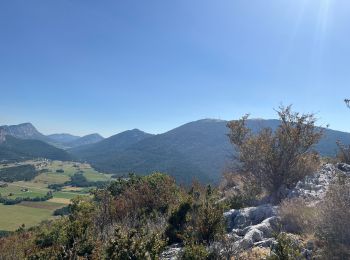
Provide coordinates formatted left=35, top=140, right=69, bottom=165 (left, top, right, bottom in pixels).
left=160, top=244, right=183, bottom=260
left=338, top=163, right=350, bottom=172
left=225, top=204, right=277, bottom=231
left=232, top=217, right=280, bottom=250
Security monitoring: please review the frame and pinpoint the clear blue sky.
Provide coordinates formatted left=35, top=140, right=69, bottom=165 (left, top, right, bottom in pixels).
left=0, top=0, right=349, bottom=137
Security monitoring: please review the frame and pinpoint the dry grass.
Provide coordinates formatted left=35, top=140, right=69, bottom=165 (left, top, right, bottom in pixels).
left=279, top=198, right=317, bottom=235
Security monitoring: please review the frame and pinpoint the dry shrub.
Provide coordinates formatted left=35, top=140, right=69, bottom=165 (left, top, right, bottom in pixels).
left=220, top=172, right=261, bottom=209
left=238, top=247, right=270, bottom=260
left=227, top=106, right=322, bottom=202
left=336, top=141, right=350, bottom=164
left=316, top=174, right=350, bottom=259
left=112, top=173, right=180, bottom=222
left=279, top=198, right=317, bottom=234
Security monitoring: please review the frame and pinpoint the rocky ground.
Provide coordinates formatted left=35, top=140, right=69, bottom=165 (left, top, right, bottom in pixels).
left=161, top=163, right=350, bottom=259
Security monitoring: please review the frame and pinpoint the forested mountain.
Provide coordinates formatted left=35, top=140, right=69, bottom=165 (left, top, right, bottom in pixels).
left=0, top=135, right=72, bottom=162
left=69, top=129, right=153, bottom=161
left=70, top=119, right=350, bottom=183
left=2, top=120, right=350, bottom=183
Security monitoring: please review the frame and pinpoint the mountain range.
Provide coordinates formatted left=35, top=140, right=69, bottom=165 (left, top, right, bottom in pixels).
left=0, top=123, right=104, bottom=149
left=1, top=120, right=350, bottom=183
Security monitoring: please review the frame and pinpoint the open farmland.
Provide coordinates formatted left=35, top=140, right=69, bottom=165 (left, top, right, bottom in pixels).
left=0, top=160, right=111, bottom=231
left=0, top=202, right=64, bottom=231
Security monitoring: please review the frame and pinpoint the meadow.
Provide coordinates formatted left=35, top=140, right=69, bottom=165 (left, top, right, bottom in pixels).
left=0, top=202, right=64, bottom=231
left=0, top=160, right=111, bottom=231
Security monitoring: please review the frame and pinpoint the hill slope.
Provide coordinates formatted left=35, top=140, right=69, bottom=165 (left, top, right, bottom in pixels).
left=47, top=133, right=80, bottom=144
left=69, top=129, right=153, bottom=161
left=67, top=134, right=104, bottom=148
left=70, top=119, right=350, bottom=183
left=0, top=135, right=73, bottom=162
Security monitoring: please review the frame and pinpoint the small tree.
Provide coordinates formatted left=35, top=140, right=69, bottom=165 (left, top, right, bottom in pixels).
left=227, top=106, right=322, bottom=202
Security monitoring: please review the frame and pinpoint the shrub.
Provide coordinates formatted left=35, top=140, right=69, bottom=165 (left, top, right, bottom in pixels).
left=238, top=247, right=270, bottom=260
left=48, top=183, right=65, bottom=191
left=110, top=173, right=180, bottom=222
left=267, top=232, right=303, bottom=260
left=336, top=141, right=350, bottom=164
left=186, top=196, right=225, bottom=245
left=227, top=106, right=322, bottom=202
left=279, top=198, right=317, bottom=234
left=220, top=172, right=261, bottom=209
left=69, top=173, right=90, bottom=187
left=316, top=174, right=350, bottom=259
left=53, top=205, right=71, bottom=216
left=165, top=201, right=192, bottom=244
left=183, top=185, right=225, bottom=246
left=106, top=226, right=166, bottom=260
left=182, top=243, right=209, bottom=260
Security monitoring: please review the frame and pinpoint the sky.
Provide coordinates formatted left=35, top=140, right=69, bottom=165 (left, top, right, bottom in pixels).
left=0, top=0, right=349, bottom=137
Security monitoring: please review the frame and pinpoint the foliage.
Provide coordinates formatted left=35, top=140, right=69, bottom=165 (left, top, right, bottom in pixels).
left=316, top=174, right=350, bottom=259
left=53, top=205, right=71, bottom=216
left=110, top=173, right=181, bottom=222
left=106, top=226, right=166, bottom=260
left=279, top=198, right=317, bottom=234
left=0, top=164, right=37, bottom=182
left=182, top=243, right=209, bottom=260
left=0, top=172, right=226, bottom=259
left=0, top=191, right=53, bottom=205
left=30, top=197, right=97, bottom=258
left=48, top=183, right=65, bottom=191
left=0, top=135, right=72, bottom=162
left=185, top=185, right=225, bottom=245
left=165, top=184, right=225, bottom=247
left=336, top=141, right=350, bottom=164
left=268, top=232, right=303, bottom=260
left=221, top=172, right=262, bottom=209
left=227, top=106, right=322, bottom=202
left=165, top=201, right=192, bottom=244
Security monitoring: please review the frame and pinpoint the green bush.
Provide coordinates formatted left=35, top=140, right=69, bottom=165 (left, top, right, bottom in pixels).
left=106, top=226, right=166, bottom=260
left=182, top=243, right=209, bottom=260
left=268, top=232, right=302, bottom=260
left=165, top=201, right=192, bottom=244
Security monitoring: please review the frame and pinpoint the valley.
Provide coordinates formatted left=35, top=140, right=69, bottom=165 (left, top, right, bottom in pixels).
left=0, top=160, right=112, bottom=231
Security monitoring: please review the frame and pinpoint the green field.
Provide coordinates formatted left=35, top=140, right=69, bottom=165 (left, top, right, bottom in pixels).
left=0, top=160, right=111, bottom=231
left=0, top=183, right=48, bottom=199
left=0, top=202, right=63, bottom=231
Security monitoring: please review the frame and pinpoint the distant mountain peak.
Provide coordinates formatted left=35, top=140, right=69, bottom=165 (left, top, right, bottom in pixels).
left=0, top=122, right=46, bottom=141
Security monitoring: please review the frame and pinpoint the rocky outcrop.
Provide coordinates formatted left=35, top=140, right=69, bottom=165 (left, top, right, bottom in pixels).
left=288, top=163, right=350, bottom=204
left=223, top=164, right=350, bottom=253
left=160, top=244, right=183, bottom=260
left=161, top=164, right=350, bottom=259
left=0, top=123, right=48, bottom=142
left=224, top=205, right=279, bottom=250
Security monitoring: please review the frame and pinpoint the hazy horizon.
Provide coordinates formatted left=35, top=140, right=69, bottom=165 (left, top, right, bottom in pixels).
left=1, top=1, right=349, bottom=136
